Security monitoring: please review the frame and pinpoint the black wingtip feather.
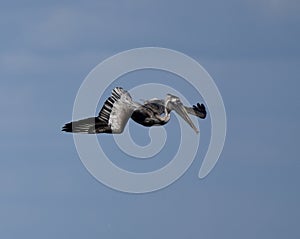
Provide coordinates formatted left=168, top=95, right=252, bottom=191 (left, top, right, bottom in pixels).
left=62, top=122, right=73, bottom=132
left=192, top=103, right=207, bottom=119
left=61, top=117, right=112, bottom=134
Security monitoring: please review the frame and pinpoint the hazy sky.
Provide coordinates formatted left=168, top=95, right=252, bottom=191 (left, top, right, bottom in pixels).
left=0, top=1, right=299, bottom=238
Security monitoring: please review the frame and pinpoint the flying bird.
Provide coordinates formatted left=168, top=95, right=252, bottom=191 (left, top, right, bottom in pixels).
left=62, top=87, right=206, bottom=134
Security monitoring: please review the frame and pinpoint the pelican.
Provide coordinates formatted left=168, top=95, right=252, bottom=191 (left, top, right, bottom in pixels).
left=62, top=87, right=206, bottom=134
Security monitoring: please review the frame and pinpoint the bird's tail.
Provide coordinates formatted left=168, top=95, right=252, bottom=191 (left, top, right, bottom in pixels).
left=62, top=117, right=112, bottom=134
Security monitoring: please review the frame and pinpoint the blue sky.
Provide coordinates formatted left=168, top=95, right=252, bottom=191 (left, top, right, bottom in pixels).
left=0, top=1, right=299, bottom=238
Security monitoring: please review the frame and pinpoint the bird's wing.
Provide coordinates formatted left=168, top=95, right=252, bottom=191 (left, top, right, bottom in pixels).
left=98, top=87, right=137, bottom=133
left=185, top=103, right=207, bottom=119
left=166, top=94, right=199, bottom=133
left=62, top=117, right=111, bottom=134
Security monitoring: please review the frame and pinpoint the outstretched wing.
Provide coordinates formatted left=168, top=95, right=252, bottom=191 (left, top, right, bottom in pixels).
left=98, top=87, right=138, bottom=133
left=62, top=87, right=137, bottom=134
left=62, top=117, right=111, bottom=134
left=185, top=103, right=207, bottom=119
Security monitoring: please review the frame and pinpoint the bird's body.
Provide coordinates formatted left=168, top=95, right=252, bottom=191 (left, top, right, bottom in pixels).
left=62, top=87, right=206, bottom=134
left=131, top=100, right=170, bottom=127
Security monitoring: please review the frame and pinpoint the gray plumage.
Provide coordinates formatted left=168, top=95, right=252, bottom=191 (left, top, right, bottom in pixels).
left=62, top=87, right=206, bottom=134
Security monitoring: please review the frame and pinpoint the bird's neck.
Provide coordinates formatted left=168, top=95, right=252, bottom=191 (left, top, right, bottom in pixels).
left=156, top=112, right=170, bottom=122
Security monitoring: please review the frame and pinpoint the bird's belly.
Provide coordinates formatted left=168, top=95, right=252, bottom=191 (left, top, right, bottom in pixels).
left=131, top=110, right=168, bottom=127
left=131, top=111, right=152, bottom=126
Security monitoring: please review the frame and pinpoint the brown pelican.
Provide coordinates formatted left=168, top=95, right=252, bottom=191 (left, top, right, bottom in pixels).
left=62, top=87, right=206, bottom=134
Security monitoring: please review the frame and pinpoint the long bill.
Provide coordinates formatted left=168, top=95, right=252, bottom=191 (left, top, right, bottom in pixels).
left=173, top=103, right=199, bottom=134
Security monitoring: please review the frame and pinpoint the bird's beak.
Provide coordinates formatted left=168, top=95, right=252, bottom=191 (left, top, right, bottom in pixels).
left=173, top=103, right=199, bottom=134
